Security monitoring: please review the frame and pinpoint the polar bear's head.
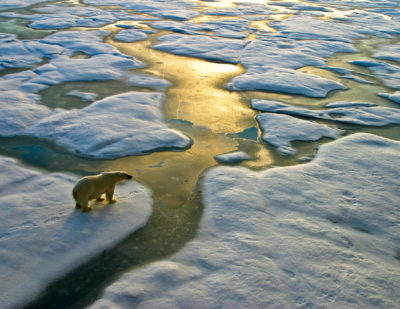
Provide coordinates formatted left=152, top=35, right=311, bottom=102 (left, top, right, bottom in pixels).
left=101, top=171, right=133, bottom=182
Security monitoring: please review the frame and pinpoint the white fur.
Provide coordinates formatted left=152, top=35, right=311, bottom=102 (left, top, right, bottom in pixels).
left=72, top=171, right=132, bottom=212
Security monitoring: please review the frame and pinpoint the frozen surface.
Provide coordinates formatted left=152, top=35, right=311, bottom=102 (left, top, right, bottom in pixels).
left=91, top=133, right=400, bottom=309
left=372, top=42, right=400, bottom=62
left=252, top=99, right=400, bottom=126
left=0, top=156, right=153, bottom=309
left=379, top=91, right=400, bottom=104
left=114, top=29, right=153, bottom=42
left=66, top=90, right=98, bottom=102
left=349, top=60, right=400, bottom=89
left=27, top=92, right=192, bottom=158
left=83, top=0, right=200, bottom=20
left=257, top=113, right=343, bottom=155
left=214, top=151, right=251, bottom=164
left=226, top=67, right=345, bottom=97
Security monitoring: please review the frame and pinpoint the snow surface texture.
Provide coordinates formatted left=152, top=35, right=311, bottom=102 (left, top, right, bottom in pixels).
left=0, top=30, right=188, bottom=159
left=25, top=92, right=192, bottom=159
left=214, top=151, right=251, bottom=164
left=252, top=99, right=400, bottom=126
left=379, top=91, right=400, bottom=104
left=257, top=113, right=343, bottom=155
left=0, top=156, right=153, bottom=309
left=91, top=133, right=400, bottom=308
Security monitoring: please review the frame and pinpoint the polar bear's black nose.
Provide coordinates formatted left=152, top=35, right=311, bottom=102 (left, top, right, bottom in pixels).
left=126, top=174, right=133, bottom=179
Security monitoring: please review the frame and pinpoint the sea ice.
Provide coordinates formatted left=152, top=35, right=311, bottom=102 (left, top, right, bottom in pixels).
left=214, top=151, right=251, bottom=164
left=66, top=90, right=98, bottom=102
left=0, top=155, right=152, bottom=309
left=0, top=33, right=63, bottom=70
left=83, top=0, right=200, bottom=21
left=372, top=42, right=400, bottom=62
left=114, top=29, right=153, bottom=42
left=257, top=113, right=343, bottom=155
left=153, top=34, right=247, bottom=64
left=27, top=92, right=192, bottom=159
left=226, top=67, right=346, bottom=97
left=90, top=133, right=400, bottom=309
left=379, top=91, right=400, bottom=104
left=349, top=60, right=400, bottom=89
left=252, top=99, right=400, bottom=126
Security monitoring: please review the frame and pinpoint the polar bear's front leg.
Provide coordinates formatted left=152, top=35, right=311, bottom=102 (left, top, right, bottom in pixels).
left=81, top=200, right=92, bottom=212
left=106, top=186, right=116, bottom=204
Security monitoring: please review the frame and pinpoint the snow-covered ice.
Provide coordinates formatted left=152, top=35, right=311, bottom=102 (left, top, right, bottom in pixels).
left=372, top=42, right=400, bottom=62
left=91, top=133, right=400, bottom=308
left=26, top=92, right=192, bottom=159
left=349, top=60, right=400, bottom=89
left=252, top=99, right=400, bottom=126
left=66, top=90, right=98, bottom=102
left=0, top=156, right=152, bottom=309
left=257, top=113, right=343, bottom=155
left=114, top=29, right=153, bottom=42
left=214, top=151, right=251, bottom=164
left=83, top=0, right=200, bottom=21
left=379, top=91, right=400, bottom=104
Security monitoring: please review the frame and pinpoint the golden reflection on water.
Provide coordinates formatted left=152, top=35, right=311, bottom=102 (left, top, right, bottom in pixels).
left=110, top=34, right=257, bottom=133
left=100, top=31, right=273, bottom=208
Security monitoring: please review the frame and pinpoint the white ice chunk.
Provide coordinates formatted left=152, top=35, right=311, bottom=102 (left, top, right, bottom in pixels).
left=269, top=15, right=363, bottom=42
left=114, top=29, right=152, bottom=42
left=214, top=151, right=251, bottom=163
left=349, top=60, right=400, bottom=89
left=66, top=90, right=98, bottom=102
left=257, top=113, right=343, bottom=155
left=373, top=42, right=400, bottom=62
left=379, top=91, right=400, bottom=104
left=153, top=34, right=247, bottom=64
left=0, top=90, right=50, bottom=136
left=226, top=67, right=346, bottom=98
left=40, top=30, right=120, bottom=56
left=0, top=33, right=63, bottom=70
left=83, top=0, right=200, bottom=20
left=91, top=133, right=400, bottom=309
left=30, top=54, right=145, bottom=86
left=27, top=92, right=192, bottom=159
left=0, top=156, right=152, bottom=309
left=123, top=73, right=172, bottom=91
left=252, top=99, right=400, bottom=126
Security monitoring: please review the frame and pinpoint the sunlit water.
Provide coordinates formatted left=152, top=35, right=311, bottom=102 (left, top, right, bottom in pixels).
left=0, top=0, right=399, bottom=308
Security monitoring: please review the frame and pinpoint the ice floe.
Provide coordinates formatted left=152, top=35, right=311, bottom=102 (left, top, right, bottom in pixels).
left=91, top=133, right=400, bottom=309
left=226, top=67, right=346, bottom=97
left=257, top=113, right=343, bottom=155
left=0, top=33, right=63, bottom=70
left=114, top=29, right=153, bottom=42
left=153, top=34, right=247, bottom=64
left=83, top=0, right=200, bottom=20
left=372, top=42, right=400, bottom=62
left=66, top=90, right=98, bottom=102
left=379, top=91, right=400, bottom=104
left=26, top=92, right=192, bottom=159
left=214, top=151, right=251, bottom=164
left=0, top=156, right=152, bottom=309
left=349, top=60, right=400, bottom=89
left=252, top=99, right=400, bottom=126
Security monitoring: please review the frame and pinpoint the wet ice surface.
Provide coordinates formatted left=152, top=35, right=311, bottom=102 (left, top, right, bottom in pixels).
left=91, top=134, right=400, bottom=309
left=0, top=156, right=152, bottom=309
left=257, top=113, right=343, bottom=155
left=0, top=0, right=400, bottom=307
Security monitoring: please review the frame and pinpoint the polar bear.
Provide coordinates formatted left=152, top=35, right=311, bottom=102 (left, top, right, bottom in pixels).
left=72, top=171, right=133, bottom=212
